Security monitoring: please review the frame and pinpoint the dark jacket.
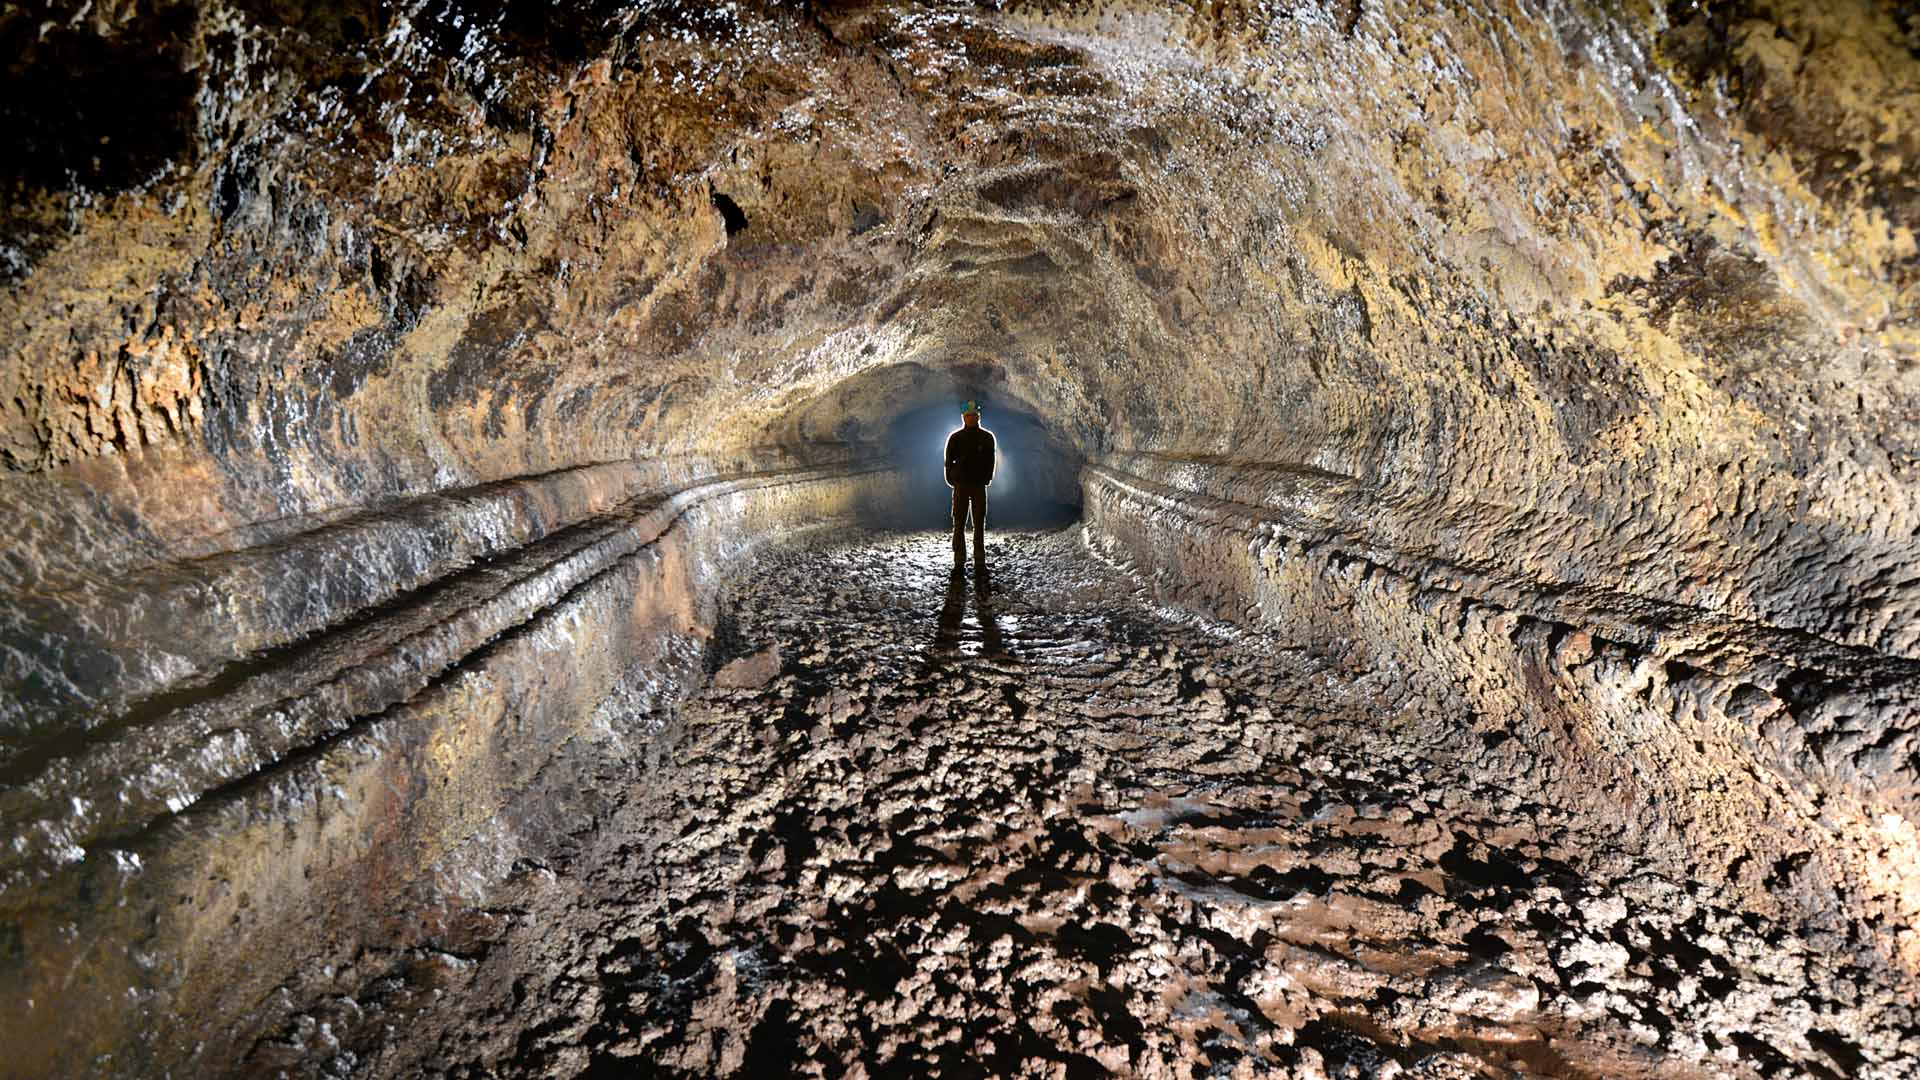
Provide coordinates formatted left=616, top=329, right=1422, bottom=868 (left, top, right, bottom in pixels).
left=944, top=426, right=996, bottom=487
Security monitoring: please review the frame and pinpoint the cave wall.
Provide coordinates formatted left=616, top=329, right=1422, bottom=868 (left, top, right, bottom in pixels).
left=1082, top=462, right=1920, bottom=977
left=2, top=463, right=900, bottom=1074
left=2, top=0, right=1916, bottom=1072
left=5, top=0, right=1915, bottom=640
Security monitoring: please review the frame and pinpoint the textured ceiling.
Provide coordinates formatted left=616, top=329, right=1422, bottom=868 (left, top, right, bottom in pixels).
left=4, top=2, right=1920, bottom=1072
left=4, top=1, right=1917, bottom=649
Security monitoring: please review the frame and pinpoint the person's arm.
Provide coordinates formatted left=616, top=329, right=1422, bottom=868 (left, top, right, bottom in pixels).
left=985, top=432, right=996, bottom=485
left=944, top=433, right=958, bottom=487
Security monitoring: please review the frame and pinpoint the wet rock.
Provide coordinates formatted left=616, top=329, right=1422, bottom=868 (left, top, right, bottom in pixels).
left=287, top=529, right=1915, bottom=1078
left=714, top=643, right=783, bottom=690
left=1, top=0, right=1916, bottom=1074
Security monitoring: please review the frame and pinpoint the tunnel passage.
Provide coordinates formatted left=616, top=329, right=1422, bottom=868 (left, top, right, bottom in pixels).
left=879, top=398, right=1083, bottom=531
left=241, top=528, right=1920, bottom=1077
left=2, top=0, right=1919, bottom=1077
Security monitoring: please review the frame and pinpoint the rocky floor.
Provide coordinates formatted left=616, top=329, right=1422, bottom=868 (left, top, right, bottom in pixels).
left=255, top=527, right=1914, bottom=1079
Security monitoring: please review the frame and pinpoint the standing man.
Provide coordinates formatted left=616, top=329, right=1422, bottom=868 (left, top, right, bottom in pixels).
left=944, top=399, right=996, bottom=574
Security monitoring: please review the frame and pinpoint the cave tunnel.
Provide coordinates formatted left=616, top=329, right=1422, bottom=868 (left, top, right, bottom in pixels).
left=3, top=1, right=1919, bottom=1076
left=877, top=393, right=1084, bottom=530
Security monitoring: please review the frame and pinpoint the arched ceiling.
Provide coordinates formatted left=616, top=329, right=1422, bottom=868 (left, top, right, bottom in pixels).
left=2, top=0, right=1917, bottom=641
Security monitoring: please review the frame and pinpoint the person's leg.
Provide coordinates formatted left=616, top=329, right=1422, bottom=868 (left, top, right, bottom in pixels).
left=951, top=487, right=967, bottom=567
left=971, top=488, right=987, bottom=565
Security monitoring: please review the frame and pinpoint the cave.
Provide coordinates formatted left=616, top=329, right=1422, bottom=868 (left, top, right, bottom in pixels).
left=2, top=1, right=1917, bottom=1076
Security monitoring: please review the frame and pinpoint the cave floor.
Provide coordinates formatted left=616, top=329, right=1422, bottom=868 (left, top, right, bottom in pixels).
left=285, top=526, right=1904, bottom=1080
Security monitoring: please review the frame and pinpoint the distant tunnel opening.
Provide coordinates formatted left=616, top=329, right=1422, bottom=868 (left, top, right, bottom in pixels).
left=876, top=398, right=1082, bottom=532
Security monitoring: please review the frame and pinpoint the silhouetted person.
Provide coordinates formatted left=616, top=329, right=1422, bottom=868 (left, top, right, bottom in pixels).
left=944, top=399, right=996, bottom=574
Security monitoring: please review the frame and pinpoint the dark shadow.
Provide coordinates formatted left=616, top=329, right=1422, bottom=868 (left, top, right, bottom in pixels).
left=935, top=572, right=968, bottom=651
left=976, top=571, right=1004, bottom=656
left=931, top=568, right=1007, bottom=659
left=710, top=189, right=748, bottom=236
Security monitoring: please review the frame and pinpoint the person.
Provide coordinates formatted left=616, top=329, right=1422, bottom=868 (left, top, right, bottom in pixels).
left=944, top=399, right=995, bottom=573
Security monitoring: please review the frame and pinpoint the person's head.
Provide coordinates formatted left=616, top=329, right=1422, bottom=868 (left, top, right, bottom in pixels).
left=961, top=399, right=981, bottom=428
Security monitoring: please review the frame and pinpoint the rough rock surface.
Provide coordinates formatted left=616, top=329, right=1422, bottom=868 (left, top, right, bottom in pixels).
left=254, top=529, right=1915, bottom=1078
left=3, top=0, right=1918, bottom=1073
left=7, top=0, right=1917, bottom=627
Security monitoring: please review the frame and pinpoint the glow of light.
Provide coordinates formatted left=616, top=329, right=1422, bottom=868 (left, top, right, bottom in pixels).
left=931, top=424, right=1016, bottom=497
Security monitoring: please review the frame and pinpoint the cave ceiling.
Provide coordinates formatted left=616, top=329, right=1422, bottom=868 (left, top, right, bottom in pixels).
left=0, top=0, right=1914, bottom=708
left=4, top=0, right=1911, bottom=507
left=5, top=2, right=1920, bottom=1073
left=1, top=0, right=1918, bottom=797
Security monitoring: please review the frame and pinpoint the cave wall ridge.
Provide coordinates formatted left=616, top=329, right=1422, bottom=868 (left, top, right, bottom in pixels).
left=1080, top=459, right=1920, bottom=983
left=0, top=463, right=900, bottom=1077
